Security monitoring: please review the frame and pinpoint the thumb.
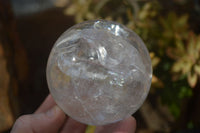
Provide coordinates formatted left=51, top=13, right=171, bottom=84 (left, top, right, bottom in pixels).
left=11, top=105, right=66, bottom=133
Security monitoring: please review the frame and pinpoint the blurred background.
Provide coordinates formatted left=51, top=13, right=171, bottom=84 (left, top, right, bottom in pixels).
left=0, top=0, right=200, bottom=132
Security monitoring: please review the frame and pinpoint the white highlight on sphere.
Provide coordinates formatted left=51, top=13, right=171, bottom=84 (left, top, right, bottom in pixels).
left=46, top=20, right=152, bottom=125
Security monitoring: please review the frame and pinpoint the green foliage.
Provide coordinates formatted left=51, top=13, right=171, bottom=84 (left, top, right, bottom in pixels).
left=65, top=0, right=200, bottom=119
left=187, top=121, right=194, bottom=129
left=171, top=33, right=200, bottom=87
left=85, top=125, right=96, bottom=133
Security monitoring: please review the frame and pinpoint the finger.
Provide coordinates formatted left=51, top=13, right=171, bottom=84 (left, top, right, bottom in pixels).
left=11, top=105, right=66, bottom=133
left=95, top=116, right=136, bottom=133
left=35, top=94, right=56, bottom=113
left=60, top=118, right=87, bottom=133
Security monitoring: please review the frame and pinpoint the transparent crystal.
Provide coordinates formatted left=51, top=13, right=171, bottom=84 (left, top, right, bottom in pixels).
left=46, top=20, right=152, bottom=125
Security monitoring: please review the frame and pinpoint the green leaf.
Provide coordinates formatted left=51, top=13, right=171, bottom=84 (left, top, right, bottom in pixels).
left=187, top=121, right=194, bottom=129
left=194, top=65, right=200, bottom=75
left=182, top=60, right=192, bottom=74
left=178, top=14, right=188, bottom=28
left=169, top=103, right=180, bottom=118
left=187, top=72, right=198, bottom=88
left=85, top=125, right=96, bottom=133
left=172, top=61, right=183, bottom=73
left=64, top=4, right=77, bottom=15
left=178, top=87, right=193, bottom=99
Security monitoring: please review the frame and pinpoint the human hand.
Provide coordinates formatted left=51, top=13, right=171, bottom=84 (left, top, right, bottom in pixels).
left=11, top=94, right=136, bottom=133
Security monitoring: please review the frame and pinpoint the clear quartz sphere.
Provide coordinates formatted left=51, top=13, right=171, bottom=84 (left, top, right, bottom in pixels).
left=46, top=20, right=152, bottom=125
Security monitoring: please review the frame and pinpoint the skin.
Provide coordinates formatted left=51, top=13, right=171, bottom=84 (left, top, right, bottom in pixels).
left=11, top=94, right=136, bottom=133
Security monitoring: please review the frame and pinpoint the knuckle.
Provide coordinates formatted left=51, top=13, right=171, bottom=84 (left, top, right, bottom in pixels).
left=14, top=115, right=32, bottom=127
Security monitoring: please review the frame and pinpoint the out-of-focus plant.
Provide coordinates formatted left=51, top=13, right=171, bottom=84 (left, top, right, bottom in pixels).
left=169, top=33, right=200, bottom=87
left=63, top=0, right=200, bottom=121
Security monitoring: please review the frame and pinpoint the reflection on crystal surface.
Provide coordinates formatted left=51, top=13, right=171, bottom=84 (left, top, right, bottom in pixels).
left=46, top=20, right=152, bottom=125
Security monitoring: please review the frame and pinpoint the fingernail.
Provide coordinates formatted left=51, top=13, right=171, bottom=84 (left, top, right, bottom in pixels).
left=46, top=105, right=61, bottom=117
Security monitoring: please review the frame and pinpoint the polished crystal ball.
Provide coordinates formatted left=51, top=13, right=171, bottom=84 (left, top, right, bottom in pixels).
left=46, top=20, right=152, bottom=125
